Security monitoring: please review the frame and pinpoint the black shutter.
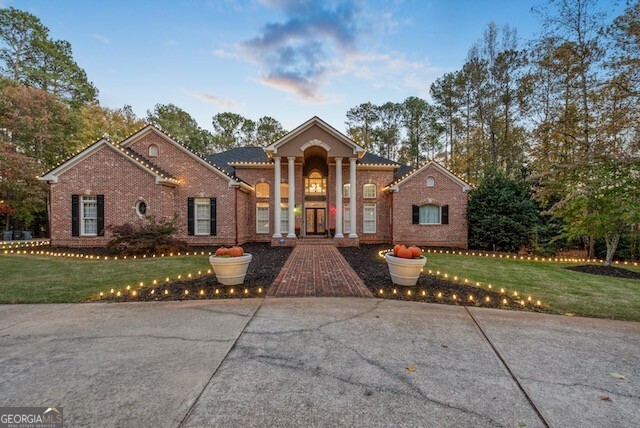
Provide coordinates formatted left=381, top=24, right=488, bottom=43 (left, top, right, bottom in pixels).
left=71, top=195, right=79, bottom=236
left=412, top=205, right=419, bottom=224
left=441, top=205, right=449, bottom=225
left=96, top=195, right=105, bottom=236
left=210, top=197, right=217, bottom=236
left=187, top=197, right=195, bottom=236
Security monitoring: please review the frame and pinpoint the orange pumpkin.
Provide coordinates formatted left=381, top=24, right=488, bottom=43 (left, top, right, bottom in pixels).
left=397, top=246, right=413, bottom=259
left=228, top=246, right=244, bottom=257
left=409, top=246, right=422, bottom=258
left=393, top=244, right=405, bottom=256
left=215, top=247, right=229, bottom=256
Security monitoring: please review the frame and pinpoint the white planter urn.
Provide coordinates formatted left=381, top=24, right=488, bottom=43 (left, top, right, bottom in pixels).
left=209, top=253, right=253, bottom=286
left=385, top=252, right=427, bottom=286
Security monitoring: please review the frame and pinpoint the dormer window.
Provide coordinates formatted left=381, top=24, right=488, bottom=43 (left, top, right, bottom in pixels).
left=148, top=144, right=159, bottom=157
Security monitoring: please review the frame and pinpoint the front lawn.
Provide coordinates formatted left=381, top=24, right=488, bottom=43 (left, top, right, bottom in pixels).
left=0, top=254, right=208, bottom=303
left=424, top=250, right=640, bottom=321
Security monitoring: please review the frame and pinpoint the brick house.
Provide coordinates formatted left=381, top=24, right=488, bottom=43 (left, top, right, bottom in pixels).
left=40, top=116, right=471, bottom=248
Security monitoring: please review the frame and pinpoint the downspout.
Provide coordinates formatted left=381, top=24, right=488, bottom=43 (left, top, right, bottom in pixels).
left=47, top=184, right=52, bottom=240
left=390, top=190, right=394, bottom=244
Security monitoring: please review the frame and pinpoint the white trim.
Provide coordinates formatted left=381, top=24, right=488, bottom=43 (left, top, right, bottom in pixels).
left=266, top=116, right=365, bottom=157
left=300, top=139, right=331, bottom=152
left=194, top=198, right=211, bottom=235
left=39, top=139, right=178, bottom=186
left=389, top=161, right=471, bottom=191
left=80, top=196, right=98, bottom=237
left=256, top=203, right=270, bottom=234
left=363, top=203, right=376, bottom=234
left=135, top=200, right=148, bottom=217
left=119, top=124, right=244, bottom=186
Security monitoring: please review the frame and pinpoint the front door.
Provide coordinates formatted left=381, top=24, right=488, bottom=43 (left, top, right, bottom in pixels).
left=305, top=208, right=326, bottom=235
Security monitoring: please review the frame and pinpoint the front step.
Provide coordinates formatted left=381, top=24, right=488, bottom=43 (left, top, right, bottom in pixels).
left=297, top=237, right=332, bottom=246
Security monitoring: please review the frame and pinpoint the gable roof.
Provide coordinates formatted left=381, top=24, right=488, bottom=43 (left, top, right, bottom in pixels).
left=39, top=139, right=179, bottom=185
left=265, top=116, right=366, bottom=157
left=385, top=160, right=471, bottom=191
left=119, top=124, right=251, bottom=190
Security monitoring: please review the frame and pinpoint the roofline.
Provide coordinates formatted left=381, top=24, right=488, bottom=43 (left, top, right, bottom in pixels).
left=119, top=124, right=245, bottom=186
left=39, top=139, right=179, bottom=186
left=265, top=116, right=366, bottom=157
left=384, top=160, right=472, bottom=192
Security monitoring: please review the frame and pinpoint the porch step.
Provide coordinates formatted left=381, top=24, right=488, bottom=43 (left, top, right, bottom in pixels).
left=297, top=238, right=334, bottom=246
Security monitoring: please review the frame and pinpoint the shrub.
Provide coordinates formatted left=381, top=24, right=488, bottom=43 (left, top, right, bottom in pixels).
left=467, top=172, right=541, bottom=253
left=106, top=215, right=188, bottom=255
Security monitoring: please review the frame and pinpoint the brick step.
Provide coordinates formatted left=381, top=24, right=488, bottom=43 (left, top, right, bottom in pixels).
left=297, top=238, right=335, bottom=246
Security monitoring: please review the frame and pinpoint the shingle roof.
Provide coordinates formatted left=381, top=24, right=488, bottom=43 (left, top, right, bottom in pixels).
left=393, top=164, right=414, bottom=181
left=205, top=147, right=271, bottom=175
left=358, top=152, right=400, bottom=166
left=122, top=146, right=178, bottom=180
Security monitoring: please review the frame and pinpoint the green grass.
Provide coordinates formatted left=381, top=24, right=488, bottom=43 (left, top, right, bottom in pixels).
left=0, top=255, right=210, bottom=303
left=426, top=253, right=640, bottom=321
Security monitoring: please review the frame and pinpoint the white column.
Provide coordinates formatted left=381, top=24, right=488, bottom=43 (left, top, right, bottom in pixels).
left=287, top=157, right=296, bottom=238
left=335, top=158, right=344, bottom=238
left=273, top=156, right=282, bottom=238
left=349, top=157, right=358, bottom=238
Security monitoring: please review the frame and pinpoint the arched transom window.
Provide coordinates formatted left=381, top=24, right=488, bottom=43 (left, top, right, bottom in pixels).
left=256, top=182, right=270, bottom=198
left=305, top=171, right=326, bottom=195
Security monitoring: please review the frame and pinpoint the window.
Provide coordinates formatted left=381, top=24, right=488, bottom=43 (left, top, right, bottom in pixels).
left=148, top=144, right=159, bottom=157
left=419, top=204, right=440, bottom=224
left=256, top=182, right=269, bottom=198
left=363, top=203, right=376, bottom=233
left=426, top=176, right=435, bottom=187
left=256, top=203, right=269, bottom=234
left=305, top=171, right=326, bottom=194
left=136, top=200, right=147, bottom=216
left=195, top=198, right=211, bottom=235
left=281, top=203, right=289, bottom=234
left=281, top=183, right=289, bottom=198
left=81, top=196, right=98, bottom=236
left=343, top=183, right=350, bottom=198
left=344, top=204, right=350, bottom=233
left=363, top=183, right=376, bottom=199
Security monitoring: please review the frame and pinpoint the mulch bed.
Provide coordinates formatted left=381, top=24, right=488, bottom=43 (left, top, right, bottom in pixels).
left=566, top=265, right=640, bottom=280
left=98, top=243, right=293, bottom=302
left=339, top=245, right=547, bottom=312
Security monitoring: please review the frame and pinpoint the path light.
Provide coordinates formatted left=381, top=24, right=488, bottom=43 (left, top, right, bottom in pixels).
left=151, top=289, right=155, bottom=295
left=132, top=291, right=137, bottom=296
left=110, top=288, right=114, bottom=294
left=184, top=290, right=189, bottom=295
left=258, top=288, right=262, bottom=293
left=437, top=292, right=442, bottom=298
left=502, top=298, right=507, bottom=304
left=485, top=296, right=490, bottom=302
left=230, top=288, right=234, bottom=294
left=164, top=290, right=169, bottom=295
left=126, top=285, right=131, bottom=290
left=379, top=289, right=384, bottom=295
left=407, top=290, right=412, bottom=296
left=200, top=290, right=204, bottom=295
left=393, top=289, right=397, bottom=294
left=215, top=289, right=219, bottom=294
left=116, top=291, right=121, bottom=297
left=244, top=289, right=249, bottom=295
left=421, top=290, right=426, bottom=296
left=99, top=292, right=103, bottom=297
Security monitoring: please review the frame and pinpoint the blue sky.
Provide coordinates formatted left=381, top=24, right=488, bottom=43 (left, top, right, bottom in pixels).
left=5, top=0, right=620, bottom=133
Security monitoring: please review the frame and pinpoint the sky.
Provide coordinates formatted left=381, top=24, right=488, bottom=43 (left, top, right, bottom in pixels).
left=4, top=0, right=622, bottom=133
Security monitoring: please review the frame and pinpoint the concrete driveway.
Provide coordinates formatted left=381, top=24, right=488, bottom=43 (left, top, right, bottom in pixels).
left=1, top=298, right=638, bottom=427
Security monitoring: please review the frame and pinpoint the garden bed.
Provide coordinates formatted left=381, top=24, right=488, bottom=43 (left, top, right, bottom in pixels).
left=339, top=245, right=547, bottom=312
left=566, top=265, right=640, bottom=280
left=99, top=243, right=292, bottom=302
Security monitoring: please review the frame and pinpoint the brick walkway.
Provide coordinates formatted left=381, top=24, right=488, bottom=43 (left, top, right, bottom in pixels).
left=268, top=245, right=373, bottom=298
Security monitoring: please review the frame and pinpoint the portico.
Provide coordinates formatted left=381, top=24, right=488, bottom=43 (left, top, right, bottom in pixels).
left=265, top=117, right=364, bottom=245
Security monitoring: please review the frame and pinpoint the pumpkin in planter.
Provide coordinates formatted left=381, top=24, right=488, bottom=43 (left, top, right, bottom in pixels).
left=215, top=247, right=230, bottom=256
left=228, top=246, right=244, bottom=257
left=393, top=244, right=405, bottom=256
left=396, top=246, right=414, bottom=259
left=409, top=246, right=422, bottom=258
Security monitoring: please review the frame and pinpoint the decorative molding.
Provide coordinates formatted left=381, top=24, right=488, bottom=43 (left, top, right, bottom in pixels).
left=300, top=139, right=331, bottom=152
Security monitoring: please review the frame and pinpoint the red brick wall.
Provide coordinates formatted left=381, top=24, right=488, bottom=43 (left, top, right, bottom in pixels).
left=49, top=145, right=172, bottom=247
left=127, top=131, right=238, bottom=246
left=392, top=165, right=468, bottom=248
left=346, top=169, right=394, bottom=244
left=236, top=188, right=250, bottom=245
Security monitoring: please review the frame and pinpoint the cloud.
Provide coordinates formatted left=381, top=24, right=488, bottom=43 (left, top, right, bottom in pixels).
left=239, top=0, right=361, bottom=103
left=185, top=89, right=240, bottom=109
left=91, top=33, right=110, bottom=44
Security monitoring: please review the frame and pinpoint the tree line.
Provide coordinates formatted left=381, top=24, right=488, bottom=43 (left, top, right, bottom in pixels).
left=345, top=0, right=640, bottom=265
left=0, top=7, right=285, bottom=234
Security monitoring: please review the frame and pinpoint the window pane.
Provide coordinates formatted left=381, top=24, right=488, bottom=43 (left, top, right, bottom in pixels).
left=84, top=219, right=97, bottom=235
left=419, top=205, right=440, bottom=224
left=256, top=183, right=269, bottom=198
left=196, top=219, right=210, bottom=234
left=344, top=204, right=350, bottom=233
left=281, top=206, right=289, bottom=233
left=363, top=184, right=376, bottom=199
left=343, top=184, right=350, bottom=198
left=363, top=204, right=376, bottom=233
left=195, top=204, right=209, bottom=220
left=256, top=204, right=269, bottom=234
